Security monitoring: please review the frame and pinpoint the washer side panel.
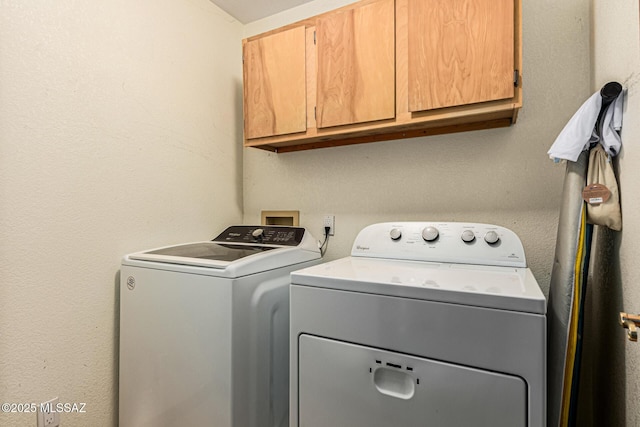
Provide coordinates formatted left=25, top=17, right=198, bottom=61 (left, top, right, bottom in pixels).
left=119, top=265, right=233, bottom=427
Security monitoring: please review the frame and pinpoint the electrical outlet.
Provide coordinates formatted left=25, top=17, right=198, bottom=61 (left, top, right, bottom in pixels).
left=323, top=214, right=335, bottom=236
left=37, top=397, right=60, bottom=427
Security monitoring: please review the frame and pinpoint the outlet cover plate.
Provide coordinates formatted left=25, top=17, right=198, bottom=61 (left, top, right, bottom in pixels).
left=323, top=214, right=335, bottom=236
left=37, top=397, right=60, bottom=427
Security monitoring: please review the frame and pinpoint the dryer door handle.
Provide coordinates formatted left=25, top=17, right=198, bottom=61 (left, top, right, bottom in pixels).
left=373, top=367, right=415, bottom=400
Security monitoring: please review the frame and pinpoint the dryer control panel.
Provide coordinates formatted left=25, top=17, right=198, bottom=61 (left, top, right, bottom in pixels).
left=351, top=222, right=526, bottom=268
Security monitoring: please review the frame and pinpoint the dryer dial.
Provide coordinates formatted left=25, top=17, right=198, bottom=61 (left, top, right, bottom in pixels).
left=421, top=226, right=439, bottom=242
left=484, top=231, right=500, bottom=245
left=389, top=228, right=402, bottom=241
left=461, top=230, right=476, bottom=243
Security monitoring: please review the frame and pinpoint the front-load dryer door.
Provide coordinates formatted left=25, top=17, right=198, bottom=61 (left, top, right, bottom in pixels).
left=298, top=335, right=526, bottom=427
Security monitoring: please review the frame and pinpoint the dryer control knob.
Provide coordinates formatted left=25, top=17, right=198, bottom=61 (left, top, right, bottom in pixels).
left=252, top=228, right=264, bottom=240
left=461, top=230, right=476, bottom=243
left=389, top=228, right=402, bottom=241
left=484, top=230, right=500, bottom=245
left=421, top=226, right=439, bottom=242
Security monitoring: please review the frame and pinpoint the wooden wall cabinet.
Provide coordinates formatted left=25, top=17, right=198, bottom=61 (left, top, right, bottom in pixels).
left=243, top=26, right=306, bottom=139
left=316, top=0, right=395, bottom=129
left=242, top=0, right=522, bottom=153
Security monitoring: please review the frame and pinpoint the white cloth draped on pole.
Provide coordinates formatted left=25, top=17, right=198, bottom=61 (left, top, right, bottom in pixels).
left=548, top=89, right=624, bottom=162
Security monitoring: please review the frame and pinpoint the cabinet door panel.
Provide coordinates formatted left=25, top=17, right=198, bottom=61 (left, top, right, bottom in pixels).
left=316, top=0, right=395, bottom=129
left=244, top=26, right=306, bottom=139
left=408, top=0, right=514, bottom=112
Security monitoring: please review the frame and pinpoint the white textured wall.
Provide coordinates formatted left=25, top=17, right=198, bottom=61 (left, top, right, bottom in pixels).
left=578, top=1, right=640, bottom=425
left=243, top=0, right=592, bottom=294
left=0, top=1, right=243, bottom=426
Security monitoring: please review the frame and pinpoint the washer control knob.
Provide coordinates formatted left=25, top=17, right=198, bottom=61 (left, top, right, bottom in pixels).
left=252, top=228, right=264, bottom=240
left=389, top=228, right=402, bottom=241
left=421, top=226, right=439, bottom=242
left=461, top=230, right=476, bottom=243
left=484, top=230, right=500, bottom=245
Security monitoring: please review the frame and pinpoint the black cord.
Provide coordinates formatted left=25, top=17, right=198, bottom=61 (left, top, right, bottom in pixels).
left=319, top=226, right=330, bottom=256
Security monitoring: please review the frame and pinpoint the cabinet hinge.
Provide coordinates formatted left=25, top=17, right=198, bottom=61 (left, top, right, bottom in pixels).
left=314, top=31, right=316, bottom=45
left=514, top=70, right=519, bottom=87
left=314, top=106, right=317, bottom=120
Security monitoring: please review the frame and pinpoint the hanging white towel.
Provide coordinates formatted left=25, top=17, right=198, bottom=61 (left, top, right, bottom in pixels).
left=547, top=90, right=624, bottom=162
left=598, top=94, right=623, bottom=157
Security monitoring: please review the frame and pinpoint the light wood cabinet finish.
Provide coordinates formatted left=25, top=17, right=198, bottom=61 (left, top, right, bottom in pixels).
left=408, top=0, right=514, bottom=111
left=243, top=26, right=306, bottom=139
left=316, top=0, right=395, bottom=128
left=242, top=0, right=522, bottom=153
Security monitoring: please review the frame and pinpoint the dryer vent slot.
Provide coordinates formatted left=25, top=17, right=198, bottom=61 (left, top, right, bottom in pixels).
left=375, top=360, right=382, bottom=364
left=406, top=366, right=413, bottom=371
left=386, top=362, right=402, bottom=369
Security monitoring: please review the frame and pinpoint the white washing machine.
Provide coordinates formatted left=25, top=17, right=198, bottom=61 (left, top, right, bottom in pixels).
left=119, top=225, right=321, bottom=427
left=290, top=222, right=546, bottom=427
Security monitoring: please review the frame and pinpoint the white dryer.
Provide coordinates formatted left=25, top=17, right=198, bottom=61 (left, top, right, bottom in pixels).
left=119, top=225, right=321, bottom=427
left=290, top=222, right=546, bottom=427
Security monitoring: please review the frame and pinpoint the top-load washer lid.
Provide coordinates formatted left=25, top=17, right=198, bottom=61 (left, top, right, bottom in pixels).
left=141, top=242, right=275, bottom=263
left=124, top=225, right=321, bottom=278
left=291, top=222, right=546, bottom=314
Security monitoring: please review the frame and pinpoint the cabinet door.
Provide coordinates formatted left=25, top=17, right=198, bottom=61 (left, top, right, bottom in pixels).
left=316, top=0, right=395, bottom=129
left=408, top=0, right=514, bottom=112
left=243, top=26, right=306, bottom=139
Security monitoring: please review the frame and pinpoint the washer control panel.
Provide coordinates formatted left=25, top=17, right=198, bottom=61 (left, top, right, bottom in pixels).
left=213, top=225, right=306, bottom=246
left=352, top=222, right=526, bottom=267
